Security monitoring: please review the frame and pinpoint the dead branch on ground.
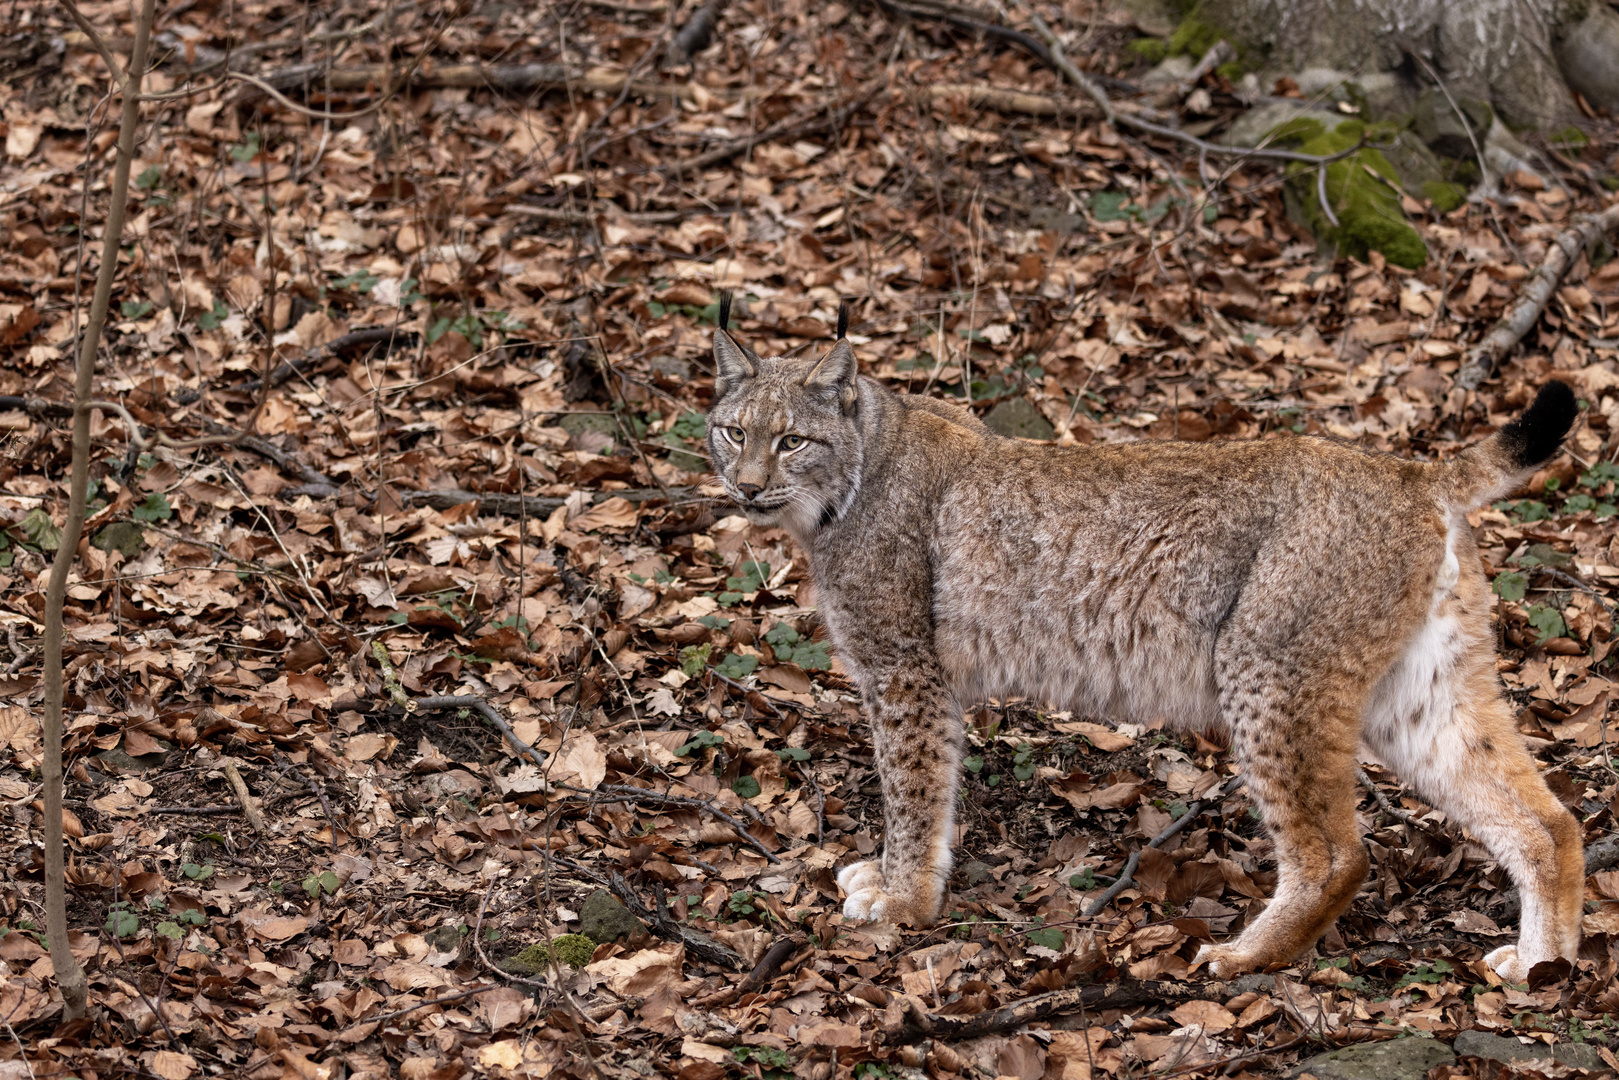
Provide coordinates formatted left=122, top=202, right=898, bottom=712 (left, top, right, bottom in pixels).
left=1456, top=202, right=1619, bottom=388
left=882, top=978, right=1223, bottom=1042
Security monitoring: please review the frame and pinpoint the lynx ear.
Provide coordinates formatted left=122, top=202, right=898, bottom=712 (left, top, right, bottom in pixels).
left=804, top=338, right=859, bottom=414
left=713, top=329, right=757, bottom=398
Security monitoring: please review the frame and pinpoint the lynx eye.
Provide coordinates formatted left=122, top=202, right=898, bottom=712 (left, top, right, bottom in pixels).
left=779, top=434, right=807, bottom=451
left=724, top=425, right=746, bottom=445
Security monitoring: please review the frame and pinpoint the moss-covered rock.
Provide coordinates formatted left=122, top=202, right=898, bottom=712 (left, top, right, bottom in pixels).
left=1422, top=181, right=1468, bottom=213
left=579, top=889, right=645, bottom=943
left=1277, top=118, right=1427, bottom=269
left=501, top=934, right=598, bottom=974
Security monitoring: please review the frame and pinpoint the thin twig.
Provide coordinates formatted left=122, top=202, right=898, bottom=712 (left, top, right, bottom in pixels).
left=1356, top=768, right=1441, bottom=835
left=1085, top=778, right=1234, bottom=916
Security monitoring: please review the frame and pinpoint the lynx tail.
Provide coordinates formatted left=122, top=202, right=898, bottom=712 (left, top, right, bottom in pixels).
left=1444, top=381, right=1578, bottom=508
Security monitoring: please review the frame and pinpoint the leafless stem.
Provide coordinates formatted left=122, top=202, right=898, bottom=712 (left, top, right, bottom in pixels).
left=42, top=0, right=156, bottom=1021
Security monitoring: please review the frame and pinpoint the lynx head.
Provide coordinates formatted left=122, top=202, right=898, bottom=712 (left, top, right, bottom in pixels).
left=706, top=300, right=862, bottom=538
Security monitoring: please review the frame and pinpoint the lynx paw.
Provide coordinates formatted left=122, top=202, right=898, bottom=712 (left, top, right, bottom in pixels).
left=1484, top=945, right=1529, bottom=984
left=1192, top=943, right=1260, bottom=978
left=836, top=861, right=935, bottom=925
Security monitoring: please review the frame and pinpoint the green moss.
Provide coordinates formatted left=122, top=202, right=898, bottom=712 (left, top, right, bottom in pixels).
left=1277, top=118, right=1427, bottom=268
left=1128, top=38, right=1170, bottom=64
left=1550, top=125, right=1589, bottom=150
left=1422, top=181, right=1468, bottom=213
left=501, top=934, right=598, bottom=974
left=1166, top=15, right=1222, bottom=58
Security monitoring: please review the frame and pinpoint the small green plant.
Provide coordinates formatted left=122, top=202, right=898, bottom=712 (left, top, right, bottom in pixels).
left=731, top=774, right=762, bottom=799
left=303, top=870, right=340, bottom=898
left=1024, top=918, right=1065, bottom=951
left=1068, top=868, right=1097, bottom=891
left=105, top=903, right=139, bottom=938
left=333, top=270, right=379, bottom=293
left=733, top=1046, right=793, bottom=1077
left=1395, top=959, right=1453, bottom=989
left=674, top=730, right=725, bottom=757
left=964, top=755, right=984, bottom=775
left=679, top=643, right=712, bottom=677
left=1494, top=499, right=1552, bottom=523
left=180, top=860, right=214, bottom=881
left=713, top=652, right=759, bottom=680
left=1492, top=570, right=1528, bottom=602
left=1525, top=604, right=1567, bottom=645
left=776, top=747, right=811, bottom=764
left=1012, top=741, right=1035, bottom=782
left=718, top=561, right=770, bottom=605
left=763, top=621, right=833, bottom=670
left=230, top=132, right=261, bottom=163
left=853, top=1063, right=893, bottom=1080
left=646, top=296, right=723, bottom=325
left=197, top=299, right=229, bottom=331
left=133, top=492, right=173, bottom=523
left=727, top=890, right=772, bottom=923
left=15, top=507, right=63, bottom=552
left=120, top=298, right=155, bottom=319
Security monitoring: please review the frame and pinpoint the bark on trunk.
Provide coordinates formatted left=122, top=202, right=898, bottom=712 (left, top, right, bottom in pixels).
left=1197, top=0, right=1619, bottom=129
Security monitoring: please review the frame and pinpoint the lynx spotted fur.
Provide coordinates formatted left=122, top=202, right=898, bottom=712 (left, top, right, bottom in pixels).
left=705, top=310, right=1583, bottom=980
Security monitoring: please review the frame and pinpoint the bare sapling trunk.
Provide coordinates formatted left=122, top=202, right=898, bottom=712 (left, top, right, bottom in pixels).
left=43, top=0, right=156, bottom=1021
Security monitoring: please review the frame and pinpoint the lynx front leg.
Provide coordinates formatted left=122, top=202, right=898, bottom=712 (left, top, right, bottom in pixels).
left=838, top=667, right=963, bottom=926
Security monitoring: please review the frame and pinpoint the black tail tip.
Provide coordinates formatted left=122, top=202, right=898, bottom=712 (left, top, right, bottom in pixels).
left=1501, top=380, right=1578, bottom=469
left=718, top=290, right=732, bottom=331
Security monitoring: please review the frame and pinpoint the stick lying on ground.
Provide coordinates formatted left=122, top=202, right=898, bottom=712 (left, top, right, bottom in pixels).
left=1457, top=202, right=1619, bottom=389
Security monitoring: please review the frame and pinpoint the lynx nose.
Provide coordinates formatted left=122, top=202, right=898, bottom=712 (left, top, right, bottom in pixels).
left=737, top=483, right=763, bottom=501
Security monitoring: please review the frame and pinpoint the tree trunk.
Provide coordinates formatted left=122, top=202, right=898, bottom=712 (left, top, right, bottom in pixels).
left=1197, top=0, right=1619, bottom=130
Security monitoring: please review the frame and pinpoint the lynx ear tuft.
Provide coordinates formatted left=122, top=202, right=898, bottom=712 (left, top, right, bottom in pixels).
left=836, top=299, right=850, bottom=340
left=718, top=291, right=732, bottom=331
left=804, top=338, right=859, bottom=414
left=713, top=328, right=756, bottom=399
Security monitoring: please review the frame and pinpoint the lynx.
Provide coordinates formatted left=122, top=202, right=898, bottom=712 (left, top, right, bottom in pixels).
left=705, top=297, right=1584, bottom=981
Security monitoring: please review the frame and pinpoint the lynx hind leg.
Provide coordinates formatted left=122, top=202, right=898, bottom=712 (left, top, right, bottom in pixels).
left=1196, top=666, right=1371, bottom=978
left=1365, top=676, right=1583, bottom=982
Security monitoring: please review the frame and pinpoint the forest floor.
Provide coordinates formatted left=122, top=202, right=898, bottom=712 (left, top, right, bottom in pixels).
left=2, top=0, right=1619, bottom=1078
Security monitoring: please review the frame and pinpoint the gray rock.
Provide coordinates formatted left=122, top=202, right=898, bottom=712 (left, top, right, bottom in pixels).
left=92, top=522, right=145, bottom=558
left=984, top=398, right=1055, bottom=441
left=1412, top=89, right=1493, bottom=161
left=566, top=409, right=621, bottom=453
left=650, top=355, right=694, bottom=383
left=961, top=860, right=993, bottom=887
left=1289, top=1038, right=1455, bottom=1080
left=96, top=746, right=171, bottom=773
left=1224, top=102, right=1344, bottom=149
left=579, top=889, right=645, bottom=944
left=1453, top=1030, right=1605, bottom=1071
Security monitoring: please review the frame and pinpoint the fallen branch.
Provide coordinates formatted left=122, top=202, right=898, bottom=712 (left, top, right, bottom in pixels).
left=665, top=77, right=886, bottom=173
left=1085, top=778, right=1234, bottom=916
left=403, top=686, right=781, bottom=864
left=237, top=60, right=701, bottom=105
left=223, top=763, right=268, bottom=836
left=1456, top=201, right=1619, bottom=389
left=549, top=854, right=748, bottom=970
left=1357, top=768, right=1442, bottom=835
left=882, top=978, right=1221, bottom=1043
left=404, top=486, right=701, bottom=515
left=875, top=0, right=1057, bottom=70
left=231, top=326, right=418, bottom=397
